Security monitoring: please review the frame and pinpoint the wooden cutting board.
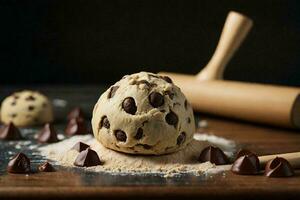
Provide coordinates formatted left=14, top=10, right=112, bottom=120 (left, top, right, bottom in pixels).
left=0, top=86, right=299, bottom=199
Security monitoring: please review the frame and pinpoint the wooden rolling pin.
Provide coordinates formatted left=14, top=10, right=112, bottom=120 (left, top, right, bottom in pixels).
left=160, top=11, right=300, bottom=128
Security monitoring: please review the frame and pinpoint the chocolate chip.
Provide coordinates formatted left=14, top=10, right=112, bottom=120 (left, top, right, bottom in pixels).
left=231, top=154, right=260, bottom=175
left=149, top=92, right=164, bottom=108
left=74, top=148, right=102, bottom=167
left=108, top=86, right=119, bottom=98
left=28, top=105, right=35, bottom=111
left=7, top=153, right=31, bottom=174
left=148, top=74, right=159, bottom=79
left=0, top=122, right=22, bottom=140
left=38, top=162, right=56, bottom=172
left=122, top=97, right=137, bottom=115
left=165, top=111, right=178, bottom=127
left=115, top=130, right=127, bottom=142
left=42, top=102, right=48, bottom=107
left=71, top=142, right=90, bottom=152
left=37, top=123, right=59, bottom=143
left=136, top=144, right=152, bottom=149
left=160, top=76, right=173, bottom=83
left=199, top=146, right=229, bottom=165
left=134, top=128, right=143, bottom=140
left=13, top=95, right=19, bottom=99
left=11, top=101, right=16, bottom=106
left=65, top=118, right=88, bottom=136
left=100, top=116, right=110, bottom=129
left=11, top=113, right=17, bottom=118
left=184, top=100, right=188, bottom=109
left=264, top=157, right=295, bottom=177
left=235, top=149, right=256, bottom=160
left=187, top=117, right=191, bottom=123
left=25, top=95, right=36, bottom=101
left=67, top=107, right=85, bottom=120
left=164, top=91, right=174, bottom=100
left=177, top=132, right=186, bottom=145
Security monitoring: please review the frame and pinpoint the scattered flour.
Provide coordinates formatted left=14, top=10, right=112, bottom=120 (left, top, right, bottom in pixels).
left=38, top=133, right=235, bottom=177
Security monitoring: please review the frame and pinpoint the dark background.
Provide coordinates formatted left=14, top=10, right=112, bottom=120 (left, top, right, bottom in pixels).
left=1, top=0, right=300, bottom=86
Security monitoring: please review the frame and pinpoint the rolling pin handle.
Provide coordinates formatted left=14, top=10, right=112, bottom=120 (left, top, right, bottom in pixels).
left=197, top=11, right=253, bottom=81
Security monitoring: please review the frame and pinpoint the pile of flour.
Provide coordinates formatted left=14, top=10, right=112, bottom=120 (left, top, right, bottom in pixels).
left=38, top=132, right=235, bottom=177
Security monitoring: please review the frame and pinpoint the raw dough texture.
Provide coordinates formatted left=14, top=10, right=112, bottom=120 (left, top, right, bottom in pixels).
left=92, top=72, right=195, bottom=155
left=1, top=90, right=54, bottom=127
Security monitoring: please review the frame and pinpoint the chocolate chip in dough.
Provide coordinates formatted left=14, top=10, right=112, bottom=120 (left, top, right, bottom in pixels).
left=160, top=76, right=173, bottom=83
left=74, top=148, right=102, bottom=167
left=122, top=97, right=137, bottom=115
left=108, top=86, right=119, bottom=98
left=0, top=122, right=22, bottom=140
left=7, top=153, right=31, bottom=174
left=11, top=101, right=16, bottom=106
left=38, top=162, right=56, bottom=172
left=134, top=128, right=143, bottom=140
left=264, top=157, right=295, bottom=177
left=149, top=92, right=164, bottom=108
left=71, top=142, right=90, bottom=152
left=10, top=113, right=17, bottom=118
left=199, top=146, right=229, bottom=165
left=100, top=116, right=110, bottom=129
left=165, top=111, right=178, bottom=127
left=164, top=91, right=174, bottom=100
left=28, top=105, right=35, bottom=111
left=184, top=100, right=188, bottom=109
left=37, top=123, right=59, bottom=143
left=115, top=130, right=127, bottom=142
left=25, top=95, right=36, bottom=101
left=177, top=132, right=186, bottom=145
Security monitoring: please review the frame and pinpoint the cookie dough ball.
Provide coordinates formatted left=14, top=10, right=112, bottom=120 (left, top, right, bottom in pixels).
left=1, top=90, right=54, bottom=127
left=92, top=72, right=195, bottom=155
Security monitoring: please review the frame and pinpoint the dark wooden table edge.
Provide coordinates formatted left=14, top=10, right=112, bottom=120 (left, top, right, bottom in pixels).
left=0, top=186, right=299, bottom=199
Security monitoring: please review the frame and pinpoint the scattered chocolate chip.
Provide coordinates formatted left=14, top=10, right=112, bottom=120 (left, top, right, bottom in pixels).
left=134, top=128, right=143, bottom=140
left=177, top=132, right=186, bottom=145
left=199, top=146, right=229, bottom=165
left=67, top=107, right=85, bottom=120
left=25, top=95, right=36, bottom=101
left=149, top=92, right=164, bottom=108
left=235, top=149, right=256, bottom=160
left=148, top=74, right=159, bottom=79
left=42, top=102, right=48, bottom=107
left=13, top=95, right=19, bottom=99
left=10, top=113, right=17, bottom=118
left=108, top=86, right=119, bottom=98
left=0, top=122, right=22, bottom=140
left=74, top=148, right=102, bottom=167
left=11, top=101, right=16, bottom=106
left=100, top=116, right=110, bottom=129
left=160, top=76, right=173, bottom=83
left=7, top=153, right=31, bottom=174
left=164, top=91, right=174, bottom=100
left=28, top=105, right=35, bottom=111
left=65, top=118, right=87, bottom=136
left=122, top=97, right=137, bottom=115
left=115, top=130, right=127, bottom=142
left=38, top=162, right=56, bottom=172
left=264, top=157, right=295, bottom=177
left=231, top=154, right=260, bottom=175
left=165, top=111, right=178, bottom=127
left=71, top=142, right=90, bottom=152
left=37, top=123, right=59, bottom=143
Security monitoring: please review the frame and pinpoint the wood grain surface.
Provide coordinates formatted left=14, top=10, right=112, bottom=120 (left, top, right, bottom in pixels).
left=0, top=86, right=300, bottom=200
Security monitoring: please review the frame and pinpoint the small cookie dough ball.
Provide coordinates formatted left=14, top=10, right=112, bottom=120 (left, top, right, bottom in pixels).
left=92, top=72, right=195, bottom=155
left=0, top=90, right=54, bottom=127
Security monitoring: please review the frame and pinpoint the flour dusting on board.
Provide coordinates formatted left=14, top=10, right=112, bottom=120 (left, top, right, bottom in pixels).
left=38, top=133, right=235, bottom=177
